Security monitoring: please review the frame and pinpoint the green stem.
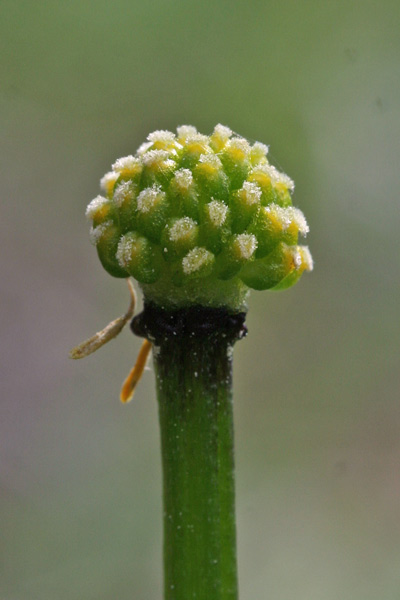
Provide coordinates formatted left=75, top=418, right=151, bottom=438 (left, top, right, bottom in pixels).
left=132, top=306, right=246, bottom=600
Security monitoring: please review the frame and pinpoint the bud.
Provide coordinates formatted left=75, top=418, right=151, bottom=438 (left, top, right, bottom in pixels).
left=87, top=125, right=312, bottom=310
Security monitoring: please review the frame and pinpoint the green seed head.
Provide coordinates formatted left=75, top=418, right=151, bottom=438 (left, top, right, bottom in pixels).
left=87, top=125, right=313, bottom=310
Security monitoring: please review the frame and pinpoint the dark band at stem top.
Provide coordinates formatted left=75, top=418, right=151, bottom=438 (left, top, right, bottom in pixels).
left=131, top=303, right=247, bottom=345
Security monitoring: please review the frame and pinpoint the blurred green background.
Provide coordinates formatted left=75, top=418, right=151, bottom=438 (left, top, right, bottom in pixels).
left=1, top=1, right=399, bottom=598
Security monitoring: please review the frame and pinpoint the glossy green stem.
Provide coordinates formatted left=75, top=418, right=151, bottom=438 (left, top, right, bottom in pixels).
left=153, top=331, right=238, bottom=600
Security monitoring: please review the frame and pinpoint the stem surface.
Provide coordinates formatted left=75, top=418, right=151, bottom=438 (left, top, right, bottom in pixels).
left=132, top=305, right=246, bottom=600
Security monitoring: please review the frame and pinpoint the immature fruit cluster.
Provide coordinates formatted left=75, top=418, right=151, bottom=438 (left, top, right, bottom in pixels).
left=87, top=125, right=313, bottom=310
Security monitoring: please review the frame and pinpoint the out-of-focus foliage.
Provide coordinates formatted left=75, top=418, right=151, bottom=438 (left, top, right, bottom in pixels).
left=1, top=1, right=399, bottom=599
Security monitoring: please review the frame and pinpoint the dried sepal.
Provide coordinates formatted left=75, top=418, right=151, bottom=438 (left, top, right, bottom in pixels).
left=69, top=279, right=136, bottom=359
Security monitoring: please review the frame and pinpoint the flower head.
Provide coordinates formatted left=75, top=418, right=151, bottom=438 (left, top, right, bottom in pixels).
left=87, top=125, right=312, bottom=310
